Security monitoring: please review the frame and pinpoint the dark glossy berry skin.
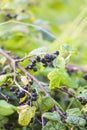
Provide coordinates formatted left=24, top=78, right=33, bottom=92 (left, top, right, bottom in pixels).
left=19, top=102, right=23, bottom=106
left=41, top=58, right=46, bottom=63
left=27, top=101, right=30, bottom=106
left=29, top=79, right=33, bottom=85
left=25, top=66, right=29, bottom=70
left=54, top=51, right=59, bottom=55
left=10, top=87, right=15, bottom=92
left=14, top=56, right=20, bottom=59
left=32, top=96, right=37, bottom=101
left=28, top=65, right=33, bottom=69
left=28, top=96, right=31, bottom=99
left=36, top=56, right=41, bottom=62
left=4, top=82, right=8, bottom=87
left=32, top=89, right=36, bottom=93
left=81, top=100, right=87, bottom=105
left=6, top=13, right=12, bottom=19
left=23, top=86, right=28, bottom=90
left=43, top=63, right=48, bottom=67
left=33, top=68, right=37, bottom=72
left=44, top=54, right=51, bottom=59
left=32, top=93, right=37, bottom=97
left=51, top=55, right=56, bottom=60
left=17, top=91, right=25, bottom=98
left=32, top=60, right=36, bottom=64
left=83, top=74, right=87, bottom=80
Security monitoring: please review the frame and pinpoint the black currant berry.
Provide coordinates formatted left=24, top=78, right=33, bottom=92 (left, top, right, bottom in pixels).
left=32, top=93, right=37, bottom=97
left=28, top=95, right=31, bottom=99
left=24, top=86, right=28, bottom=90
left=27, top=101, right=30, bottom=106
left=32, top=96, right=37, bottom=101
left=51, top=55, right=56, bottom=60
left=36, top=56, right=41, bottom=62
left=25, top=66, right=29, bottom=70
left=32, top=89, right=36, bottom=93
left=81, top=100, right=86, bottom=105
left=28, top=65, right=33, bottom=69
left=83, top=74, right=87, bottom=80
left=4, top=82, right=8, bottom=87
left=41, top=58, right=46, bottom=63
left=10, top=87, right=15, bottom=92
left=17, top=91, right=25, bottom=98
left=32, top=60, right=36, bottom=64
left=19, top=102, right=23, bottom=106
left=43, top=63, right=48, bottom=67
left=54, top=50, right=59, bottom=55
left=33, top=68, right=37, bottom=72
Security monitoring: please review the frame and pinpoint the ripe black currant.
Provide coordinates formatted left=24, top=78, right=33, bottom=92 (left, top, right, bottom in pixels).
left=32, top=96, right=37, bottom=101
left=4, top=82, right=8, bottom=87
left=32, top=89, right=36, bottom=93
left=36, top=56, right=41, bottom=62
left=27, top=95, right=31, bottom=99
left=10, top=87, right=15, bottom=92
left=54, top=50, right=59, bottom=55
left=33, top=68, right=37, bottom=72
left=81, top=100, right=86, bottom=105
left=41, top=58, right=46, bottom=63
left=83, top=74, right=87, bottom=80
left=43, top=63, right=48, bottom=67
left=32, top=60, right=36, bottom=64
left=17, top=91, right=25, bottom=98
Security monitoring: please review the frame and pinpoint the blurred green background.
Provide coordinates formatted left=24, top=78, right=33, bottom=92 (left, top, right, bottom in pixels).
left=0, top=0, right=87, bottom=66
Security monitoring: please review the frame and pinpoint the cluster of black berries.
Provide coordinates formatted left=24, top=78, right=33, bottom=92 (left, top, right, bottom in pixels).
left=5, top=13, right=18, bottom=20
left=9, top=84, right=38, bottom=106
left=25, top=50, right=59, bottom=71
left=77, top=97, right=87, bottom=106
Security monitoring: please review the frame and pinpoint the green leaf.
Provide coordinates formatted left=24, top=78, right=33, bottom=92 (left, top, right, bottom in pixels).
left=40, top=96, right=54, bottom=111
left=0, top=57, right=7, bottom=65
left=0, top=75, right=7, bottom=85
left=42, top=111, right=61, bottom=121
left=53, top=56, right=65, bottom=68
left=65, top=116, right=86, bottom=127
left=48, top=69, right=77, bottom=89
left=48, top=69, right=61, bottom=89
left=66, top=108, right=82, bottom=117
left=0, top=116, right=8, bottom=130
left=42, top=121, right=66, bottom=130
left=0, top=100, right=17, bottom=116
left=29, top=47, right=48, bottom=56
left=0, top=73, right=13, bottom=85
left=17, top=105, right=36, bottom=126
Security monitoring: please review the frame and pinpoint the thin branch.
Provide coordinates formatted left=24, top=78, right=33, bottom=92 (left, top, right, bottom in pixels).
left=66, top=65, right=87, bottom=73
left=17, top=63, right=49, bottom=96
left=0, top=48, right=65, bottom=118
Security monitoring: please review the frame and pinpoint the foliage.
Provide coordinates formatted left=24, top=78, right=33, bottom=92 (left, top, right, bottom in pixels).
left=0, top=0, right=87, bottom=130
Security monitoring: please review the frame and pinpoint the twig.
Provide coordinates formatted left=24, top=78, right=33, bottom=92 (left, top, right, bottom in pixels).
left=66, top=65, right=87, bottom=73
left=0, top=48, right=65, bottom=118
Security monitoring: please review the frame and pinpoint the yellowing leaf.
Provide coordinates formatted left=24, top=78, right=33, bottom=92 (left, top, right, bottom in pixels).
left=82, top=104, right=87, bottom=112
left=17, top=105, right=36, bottom=126
left=48, top=69, right=61, bottom=89
left=20, top=76, right=28, bottom=86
